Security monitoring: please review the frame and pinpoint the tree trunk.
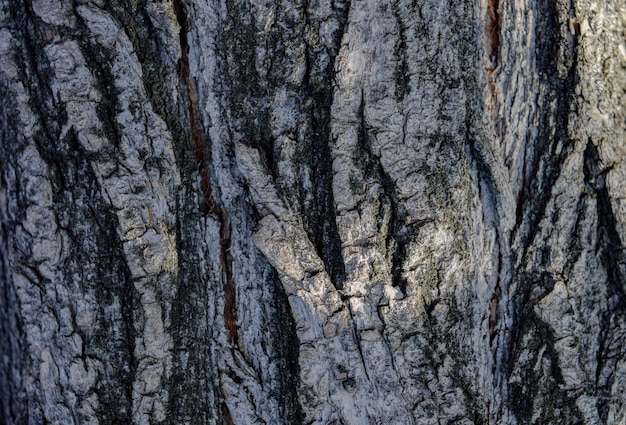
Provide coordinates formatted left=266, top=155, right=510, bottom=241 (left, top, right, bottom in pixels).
left=1, top=0, right=625, bottom=423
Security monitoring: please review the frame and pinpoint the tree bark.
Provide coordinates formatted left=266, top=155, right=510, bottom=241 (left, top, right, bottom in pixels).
left=1, top=0, right=625, bottom=424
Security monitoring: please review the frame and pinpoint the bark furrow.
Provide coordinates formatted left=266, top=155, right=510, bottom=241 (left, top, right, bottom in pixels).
left=1, top=0, right=625, bottom=424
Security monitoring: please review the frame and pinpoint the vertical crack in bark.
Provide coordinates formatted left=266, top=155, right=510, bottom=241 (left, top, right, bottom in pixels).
left=512, top=0, right=578, bottom=256
left=466, top=128, right=508, bottom=419
left=486, top=0, right=501, bottom=68
left=508, top=3, right=584, bottom=420
left=583, top=139, right=626, bottom=421
left=491, top=248, right=503, bottom=350
left=105, top=0, right=178, bottom=133
left=220, top=219, right=237, bottom=345
left=392, top=1, right=411, bottom=100
left=10, top=3, right=140, bottom=421
left=303, top=75, right=346, bottom=290
left=172, top=0, right=209, bottom=212
left=508, top=309, right=583, bottom=423
left=172, top=0, right=238, bottom=345
left=583, top=141, right=625, bottom=296
left=300, top=0, right=348, bottom=291
left=0, top=67, right=25, bottom=425
left=485, top=0, right=503, bottom=140
left=343, top=296, right=370, bottom=382
left=376, top=305, right=398, bottom=373
left=0, top=224, right=22, bottom=423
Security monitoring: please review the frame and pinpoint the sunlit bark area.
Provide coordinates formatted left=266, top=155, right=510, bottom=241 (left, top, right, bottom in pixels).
left=1, top=0, right=625, bottom=423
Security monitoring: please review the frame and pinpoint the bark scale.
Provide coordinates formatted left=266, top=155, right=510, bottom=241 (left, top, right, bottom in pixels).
left=1, top=0, right=625, bottom=424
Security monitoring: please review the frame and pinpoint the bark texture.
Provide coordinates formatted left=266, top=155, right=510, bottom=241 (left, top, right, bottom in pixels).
left=1, top=0, right=625, bottom=424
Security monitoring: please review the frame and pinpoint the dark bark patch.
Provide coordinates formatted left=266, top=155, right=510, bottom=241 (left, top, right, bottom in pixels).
left=508, top=311, right=583, bottom=424
left=486, top=0, right=500, bottom=68
left=301, top=86, right=346, bottom=290
left=173, top=0, right=239, bottom=346
left=266, top=264, right=304, bottom=424
left=298, top=1, right=350, bottom=291
left=0, top=82, right=28, bottom=425
left=583, top=139, right=626, bottom=421
left=511, top=0, right=578, bottom=257
left=173, top=0, right=214, bottom=215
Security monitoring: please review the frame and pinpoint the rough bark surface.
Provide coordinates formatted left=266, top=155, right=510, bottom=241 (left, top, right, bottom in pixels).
left=1, top=0, right=625, bottom=424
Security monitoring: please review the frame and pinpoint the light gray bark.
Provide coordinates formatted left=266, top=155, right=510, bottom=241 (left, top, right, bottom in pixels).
left=1, top=0, right=625, bottom=424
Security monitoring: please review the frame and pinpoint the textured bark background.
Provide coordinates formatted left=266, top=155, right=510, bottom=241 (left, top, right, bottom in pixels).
left=1, top=0, right=625, bottom=423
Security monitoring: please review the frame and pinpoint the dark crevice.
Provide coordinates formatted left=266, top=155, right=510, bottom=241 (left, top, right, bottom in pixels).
left=465, top=125, right=503, bottom=318
left=217, top=3, right=307, bottom=423
left=345, top=302, right=369, bottom=382
left=508, top=3, right=591, bottom=423
left=486, top=0, right=501, bottom=68
left=52, top=129, right=130, bottom=420
left=172, top=0, right=212, bottom=214
left=509, top=271, right=555, bottom=363
left=512, top=0, right=579, bottom=260
left=0, top=103, right=28, bottom=425
left=390, top=238, right=407, bottom=296
left=466, top=121, right=512, bottom=420
left=142, top=0, right=220, bottom=420
left=384, top=186, right=406, bottom=296
left=16, top=0, right=66, bottom=155
left=266, top=264, right=304, bottom=424
left=71, top=13, right=124, bottom=151
left=220, top=217, right=238, bottom=346
left=221, top=402, right=235, bottom=425
left=10, top=2, right=137, bottom=422
left=514, top=147, right=527, bottom=233
left=508, top=311, right=583, bottom=423
left=105, top=0, right=182, bottom=143
left=169, top=191, right=216, bottom=423
left=583, top=141, right=625, bottom=298
left=583, top=139, right=626, bottom=422
left=299, top=0, right=350, bottom=292
left=485, top=0, right=501, bottom=138
left=173, top=0, right=238, bottom=349
left=0, top=80, right=27, bottom=425
left=392, top=1, right=410, bottom=100
left=376, top=305, right=398, bottom=373
left=506, top=15, right=581, bottom=411
left=55, top=128, right=137, bottom=424
left=302, top=83, right=346, bottom=290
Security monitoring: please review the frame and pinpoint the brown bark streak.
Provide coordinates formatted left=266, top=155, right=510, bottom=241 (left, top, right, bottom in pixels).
left=486, top=0, right=501, bottom=67
left=486, top=0, right=504, bottom=136
left=221, top=402, right=235, bottom=425
left=173, top=0, right=238, bottom=345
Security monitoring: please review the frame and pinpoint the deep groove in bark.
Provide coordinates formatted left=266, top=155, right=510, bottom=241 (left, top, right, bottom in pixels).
left=485, top=0, right=502, bottom=138
left=173, top=0, right=238, bottom=346
left=583, top=139, right=626, bottom=421
left=513, top=0, right=578, bottom=259
left=2, top=0, right=625, bottom=423
left=299, top=1, right=349, bottom=291
left=486, top=0, right=501, bottom=67
left=302, top=83, right=346, bottom=291
left=10, top=3, right=139, bottom=421
left=507, top=4, right=583, bottom=420
left=0, top=85, right=26, bottom=425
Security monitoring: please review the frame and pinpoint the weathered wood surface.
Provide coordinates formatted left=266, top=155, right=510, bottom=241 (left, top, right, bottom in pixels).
left=1, top=0, right=625, bottom=423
